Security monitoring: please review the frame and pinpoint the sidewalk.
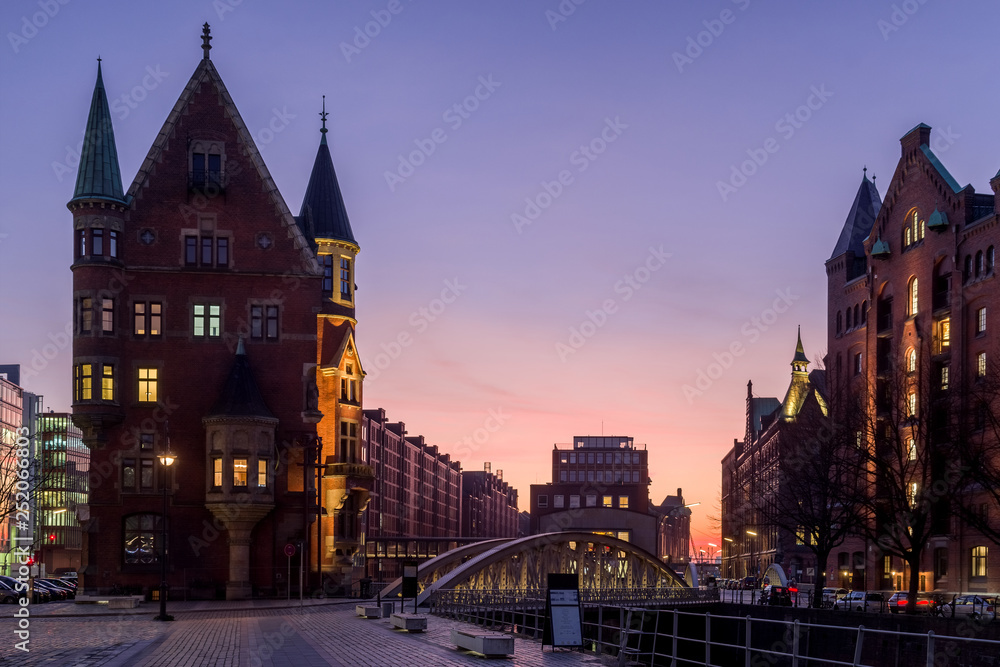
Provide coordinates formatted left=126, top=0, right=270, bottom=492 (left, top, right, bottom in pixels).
left=24, top=594, right=355, bottom=618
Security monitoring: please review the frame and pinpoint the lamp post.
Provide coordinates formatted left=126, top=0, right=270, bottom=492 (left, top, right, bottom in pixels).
left=155, top=448, right=176, bottom=621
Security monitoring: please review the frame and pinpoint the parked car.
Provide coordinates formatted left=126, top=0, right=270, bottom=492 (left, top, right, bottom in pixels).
left=888, top=592, right=939, bottom=614
left=0, top=580, right=19, bottom=604
left=821, top=587, right=848, bottom=608
left=759, top=585, right=793, bottom=606
left=0, top=575, right=44, bottom=604
left=833, top=591, right=886, bottom=612
left=33, top=579, right=69, bottom=601
left=949, top=595, right=997, bottom=620
left=39, top=578, right=75, bottom=600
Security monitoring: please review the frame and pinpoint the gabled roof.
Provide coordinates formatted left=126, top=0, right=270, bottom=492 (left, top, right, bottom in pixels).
left=71, top=61, right=126, bottom=204
left=206, top=339, right=277, bottom=421
left=830, top=173, right=881, bottom=259
left=298, top=116, right=357, bottom=247
left=320, top=320, right=364, bottom=376
left=919, top=144, right=964, bottom=194
left=125, top=53, right=319, bottom=273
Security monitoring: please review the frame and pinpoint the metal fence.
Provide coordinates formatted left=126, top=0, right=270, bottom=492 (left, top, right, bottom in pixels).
left=427, top=589, right=1000, bottom=666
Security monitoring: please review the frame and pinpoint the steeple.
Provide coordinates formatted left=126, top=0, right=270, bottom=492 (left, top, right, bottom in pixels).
left=829, top=168, right=881, bottom=261
left=780, top=328, right=812, bottom=420
left=791, top=325, right=809, bottom=374
left=297, top=99, right=357, bottom=246
left=70, top=60, right=126, bottom=204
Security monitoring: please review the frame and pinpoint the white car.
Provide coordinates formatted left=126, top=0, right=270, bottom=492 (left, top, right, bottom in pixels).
left=821, top=587, right=848, bottom=608
left=833, top=591, right=886, bottom=612
left=950, top=595, right=997, bottom=620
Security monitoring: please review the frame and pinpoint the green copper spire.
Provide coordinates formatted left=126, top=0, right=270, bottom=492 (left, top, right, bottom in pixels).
left=71, top=60, right=126, bottom=204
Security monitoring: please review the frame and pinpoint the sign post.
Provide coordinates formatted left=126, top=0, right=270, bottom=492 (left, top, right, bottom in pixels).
left=284, top=543, right=296, bottom=601
left=543, top=573, right=583, bottom=651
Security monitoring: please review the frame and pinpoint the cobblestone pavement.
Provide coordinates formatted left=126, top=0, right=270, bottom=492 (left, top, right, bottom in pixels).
left=0, top=600, right=612, bottom=666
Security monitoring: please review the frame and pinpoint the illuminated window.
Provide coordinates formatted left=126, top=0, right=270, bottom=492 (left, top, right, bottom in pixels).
left=908, top=437, right=916, bottom=461
left=603, top=495, right=613, bottom=508
left=907, top=391, right=917, bottom=418
left=257, top=460, right=268, bottom=488
left=212, top=458, right=222, bottom=488
left=137, top=368, right=157, bottom=403
left=908, top=277, right=918, bottom=316
left=972, top=546, right=988, bottom=578
left=909, top=482, right=918, bottom=508
left=854, top=352, right=863, bottom=376
left=101, top=364, right=114, bottom=400
left=233, top=458, right=248, bottom=487
left=978, top=352, right=987, bottom=378
left=941, top=365, right=949, bottom=390
left=133, top=302, right=162, bottom=338
left=977, top=307, right=987, bottom=335
left=619, top=495, right=629, bottom=509
left=906, top=348, right=916, bottom=373
left=193, top=304, right=221, bottom=338
left=617, top=531, right=629, bottom=542
left=78, top=229, right=86, bottom=257
left=904, top=226, right=912, bottom=247
left=75, top=364, right=92, bottom=401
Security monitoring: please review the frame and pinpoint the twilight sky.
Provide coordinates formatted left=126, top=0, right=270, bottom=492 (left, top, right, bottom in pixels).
left=2, top=0, right=998, bottom=551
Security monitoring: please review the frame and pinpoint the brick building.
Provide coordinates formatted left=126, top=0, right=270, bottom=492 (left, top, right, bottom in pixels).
left=461, top=464, right=518, bottom=539
left=69, top=26, right=371, bottom=599
left=361, top=408, right=462, bottom=580
left=825, top=124, right=1000, bottom=593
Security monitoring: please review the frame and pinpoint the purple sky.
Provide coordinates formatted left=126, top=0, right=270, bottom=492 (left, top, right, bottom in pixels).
left=2, top=0, right=998, bottom=548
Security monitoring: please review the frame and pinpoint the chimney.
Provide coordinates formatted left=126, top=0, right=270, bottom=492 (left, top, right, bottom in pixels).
left=900, top=123, right=932, bottom=156
left=484, top=462, right=491, bottom=474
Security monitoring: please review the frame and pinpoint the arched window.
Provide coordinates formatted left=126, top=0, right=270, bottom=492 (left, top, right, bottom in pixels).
left=988, top=246, right=995, bottom=274
left=976, top=251, right=984, bottom=278
left=915, top=210, right=924, bottom=241
left=854, top=304, right=860, bottom=327
left=904, top=226, right=912, bottom=247
left=908, top=277, right=918, bottom=316
left=861, top=301, right=867, bottom=324
left=846, top=308, right=852, bottom=330
left=965, top=256, right=974, bottom=283
left=906, top=348, right=916, bottom=373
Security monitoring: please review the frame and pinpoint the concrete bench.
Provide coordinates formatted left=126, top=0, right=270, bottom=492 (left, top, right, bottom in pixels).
left=355, top=604, right=381, bottom=619
left=391, top=613, right=427, bottom=632
left=450, top=629, right=514, bottom=657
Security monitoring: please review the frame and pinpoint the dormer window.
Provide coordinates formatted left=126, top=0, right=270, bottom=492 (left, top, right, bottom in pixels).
left=903, top=209, right=924, bottom=249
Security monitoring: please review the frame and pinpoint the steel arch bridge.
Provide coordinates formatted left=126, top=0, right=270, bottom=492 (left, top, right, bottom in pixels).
left=379, top=531, right=687, bottom=604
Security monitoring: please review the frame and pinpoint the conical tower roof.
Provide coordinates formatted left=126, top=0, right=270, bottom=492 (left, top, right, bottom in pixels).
left=830, top=170, right=881, bottom=260
left=71, top=61, right=126, bottom=204
left=206, top=339, right=277, bottom=421
left=298, top=98, right=356, bottom=246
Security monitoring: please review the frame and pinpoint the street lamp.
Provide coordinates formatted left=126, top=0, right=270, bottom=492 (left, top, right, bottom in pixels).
left=155, top=448, right=176, bottom=622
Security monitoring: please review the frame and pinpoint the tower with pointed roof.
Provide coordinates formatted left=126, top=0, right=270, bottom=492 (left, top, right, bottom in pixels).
left=296, top=96, right=372, bottom=589
left=68, top=26, right=374, bottom=599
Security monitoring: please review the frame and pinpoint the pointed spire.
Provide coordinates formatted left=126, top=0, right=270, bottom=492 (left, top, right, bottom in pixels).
left=71, top=59, right=125, bottom=204
left=791, top=326, right=809, bottom=372
left=297, top=100, right=357, bottom=246
left=236, top=335, right=246, bottom=356
left=206, top=343, right=276, bottom=420
left=829, top=168, right=881, bottom=260
left=201, top=23, right=212, bottom=60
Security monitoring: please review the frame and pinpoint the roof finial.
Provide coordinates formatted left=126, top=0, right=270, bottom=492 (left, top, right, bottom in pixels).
left=863, top=165, right=867, bottom=178
left=319, top=95, right=328, bottom=134
left=202, top=23, right=212, bottom=60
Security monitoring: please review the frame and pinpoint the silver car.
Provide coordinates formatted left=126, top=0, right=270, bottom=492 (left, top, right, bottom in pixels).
left=950, top=595, right=997, bottom=620
left=833, top=591, right=886, bottom=612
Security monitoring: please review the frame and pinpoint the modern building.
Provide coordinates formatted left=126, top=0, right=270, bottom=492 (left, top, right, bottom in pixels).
left=529, top=435, right=671, bottom=558
left=361, top=408, right=462, bottom=580
left=36, top=413, right=88, bottom=576
left=461, top=464, right=518, bottom=539
left=720, top=334, right=827, bottom=587
left=824, top=124, right=1000, bottom=593
left=68, top=26, right=370, bottom=599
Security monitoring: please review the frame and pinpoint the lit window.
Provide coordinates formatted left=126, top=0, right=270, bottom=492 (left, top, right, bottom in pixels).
left=193, top=304, right=221, bottom=338
left=76, top=364, right=93, bottom=401
left=257, top=460, right=268, bottom=488
left=233, top=458, right=248, bottom=487
left=906, top=348, right=916, bottom=373
left=941, top=365, right=949, bottom=390
left=617, top=531, right=629, bottom=542
left=908, top=438, right=916, bottom=461
left=907, top=391, right=917, bottom=418
left=619, top=495, right=629, bottom=509
left=140, top=434, right=154, bottom=450
left=603, top=495, right=613, bottom=508
left=101, top=364, right=114, bottom=400
left=854, top=353, right=863, bottom=376
left=134, top=303, right=146, bottom=335
left=137, top=368, right=157, bottom=403
left=972, top=546, right=988, bottom=578
left=212, top=458, right=222, bottom=488
left=78, top=229, right=86, bottom=257
left=908, top=277, right=918, bottom=316
left=133, top=302, right=161, bottom=337
left=909, top=482, right=918, bottom=508
left=904, top=226, right=912, bottom=247
left=102, top=298, right=114, bottom=334
left=977, top=307, right=987, bottom=335
left=978, top=352, right=987, bottom=378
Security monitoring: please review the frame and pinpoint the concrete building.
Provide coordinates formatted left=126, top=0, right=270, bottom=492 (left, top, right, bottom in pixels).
left=36, top=413, right=88, bottom=576
left=529, top=436, right=671, bottom=558
left=825, top=124, right=1000, bottom=593
left=461, top=464, right=518, bottom=539
left=68, top=26, right=370, bottom=599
